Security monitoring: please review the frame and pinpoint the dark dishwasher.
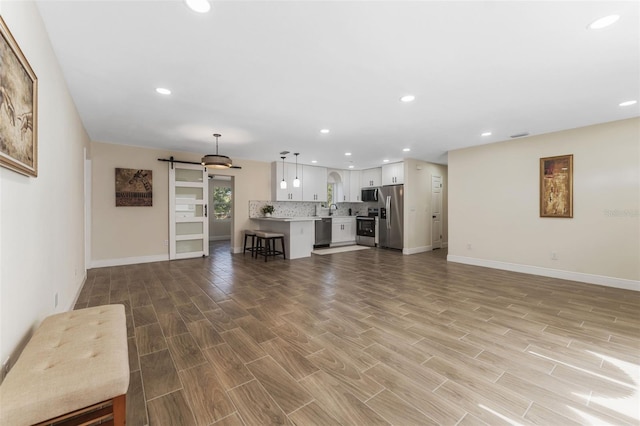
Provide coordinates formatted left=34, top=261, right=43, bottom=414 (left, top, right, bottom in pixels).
left=314, top=217, right=331, bottom=248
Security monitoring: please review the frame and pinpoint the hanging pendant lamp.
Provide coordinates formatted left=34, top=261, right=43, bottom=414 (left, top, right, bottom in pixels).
left=293, top=153, right=300, bottom=188
left=280, top=156, right=287, bottom=189
left=202, top=133, right=233, bottom=169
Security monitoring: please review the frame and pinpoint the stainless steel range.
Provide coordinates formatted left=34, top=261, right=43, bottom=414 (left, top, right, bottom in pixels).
left=356, top=208, right=378, bottom=247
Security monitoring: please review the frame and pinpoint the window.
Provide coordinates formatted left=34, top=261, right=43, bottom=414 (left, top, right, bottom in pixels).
left=212, top=186, right=231, bottom=219
left=327, top=183, right=334, bottom=205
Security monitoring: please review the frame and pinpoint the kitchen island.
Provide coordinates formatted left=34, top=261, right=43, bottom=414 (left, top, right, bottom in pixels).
left=251, top=217, right=320, bottom=259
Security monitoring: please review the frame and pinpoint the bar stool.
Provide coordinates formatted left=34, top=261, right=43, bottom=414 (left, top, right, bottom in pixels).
left=243, top=230, right=258, bottom=256
left=254, top=231, right=286, bottom=261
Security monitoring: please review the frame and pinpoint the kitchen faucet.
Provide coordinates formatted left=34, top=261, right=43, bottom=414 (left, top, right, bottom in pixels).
left=329, top=204, right=338, bottom=216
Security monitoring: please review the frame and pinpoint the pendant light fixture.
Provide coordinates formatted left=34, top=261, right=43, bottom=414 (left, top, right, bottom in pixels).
left=280, top=156, right=287, bottom=189
left=202, top=134, right=233, bottom=169
left=293, top=153, right=300, bottom=188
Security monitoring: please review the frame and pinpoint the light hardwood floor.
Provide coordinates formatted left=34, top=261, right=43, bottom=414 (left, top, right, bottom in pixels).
left=76, top=242, right=640, bottom=425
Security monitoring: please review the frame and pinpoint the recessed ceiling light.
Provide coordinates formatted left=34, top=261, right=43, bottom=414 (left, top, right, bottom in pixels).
left=400, top=95, right=415, bottom=103
left=185, top=0, right=211, bottom=13
left=311, top=160, right=317, bottom=164
left=155, top=87, right=171, bottom=95
left=588, top=14, right=620, bottom=30
left=383, top=159, right=390, bottom=163
left=481, top=132, right=492, bottom=137
left=345, top=152, right=352, bottom=156
left=402, top=148, right=411, bottom=152
left=320, top=129, right=330, bottom=134
left=348, top=165, right=355, bottom=169
left=619, top=100, right=637, bottom=107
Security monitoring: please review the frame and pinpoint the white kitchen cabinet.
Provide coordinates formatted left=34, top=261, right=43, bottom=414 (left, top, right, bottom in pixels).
left=360, top=168, right=382, bottom=188
left=331, top=217, right=356, bottom=245
left=348, top=170, right=362, bottom=202
left=382, top=162, right=404, bottom=185
left=302, top=165, right=328, bottom=202
left=340, top=171, right=350, bottom=202
left=272, top=161, right=302, bottom=201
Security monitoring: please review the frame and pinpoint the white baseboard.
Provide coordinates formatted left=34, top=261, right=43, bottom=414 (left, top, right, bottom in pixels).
left=402, top=241, right=448, bottom=255
left=447, top=255, right=640, bottom=292
left=67, top=272, right=87, bottom=311
left=90, top=254, right=169, bottom=268
left=403, top=245, right=432, bottom=255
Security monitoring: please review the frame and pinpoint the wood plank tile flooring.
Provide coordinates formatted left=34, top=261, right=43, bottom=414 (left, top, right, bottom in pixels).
left=76, top=242, right=640, bottom=425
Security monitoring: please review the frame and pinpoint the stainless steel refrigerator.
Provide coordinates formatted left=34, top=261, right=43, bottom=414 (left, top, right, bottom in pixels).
left=378, top=184, right=404, bottom=250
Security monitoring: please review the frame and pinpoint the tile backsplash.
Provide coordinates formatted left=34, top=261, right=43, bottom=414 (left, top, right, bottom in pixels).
left=249, top=200, right=375, bottom=218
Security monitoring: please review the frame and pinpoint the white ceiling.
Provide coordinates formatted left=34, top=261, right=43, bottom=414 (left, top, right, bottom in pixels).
left=36, top=1, right=639, bottom=170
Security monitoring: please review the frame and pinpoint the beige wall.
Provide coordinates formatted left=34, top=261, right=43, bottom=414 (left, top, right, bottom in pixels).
left=0, top=1, right=90, bottom=363
left=90, top=141, right=271, bottom=265
left=448, top=118, right=639, bottom=289
left=403, top=159, right=448, bottom=253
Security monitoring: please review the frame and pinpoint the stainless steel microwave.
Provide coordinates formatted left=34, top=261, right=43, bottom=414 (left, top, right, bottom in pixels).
left=361, top=188, right=378, bottom=202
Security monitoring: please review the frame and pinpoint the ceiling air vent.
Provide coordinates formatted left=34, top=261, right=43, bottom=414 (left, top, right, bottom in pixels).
left=510, top=132, right=529, bottom=138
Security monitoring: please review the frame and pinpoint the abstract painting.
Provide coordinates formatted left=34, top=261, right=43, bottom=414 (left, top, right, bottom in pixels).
left=540, top=154, right=573, bottom=218
left=115, top=168, right=153, bottom=207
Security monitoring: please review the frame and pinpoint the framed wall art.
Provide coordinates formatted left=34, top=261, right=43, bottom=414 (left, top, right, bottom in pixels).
left=115, top=168, right=153, bottom=207
left=0, top=16, right=38, bottom=177
left=540, top=154, right=573, bottom=218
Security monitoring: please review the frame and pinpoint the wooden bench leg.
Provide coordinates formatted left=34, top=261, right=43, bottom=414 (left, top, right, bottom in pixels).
left=113, top=394, right=126, bottom=426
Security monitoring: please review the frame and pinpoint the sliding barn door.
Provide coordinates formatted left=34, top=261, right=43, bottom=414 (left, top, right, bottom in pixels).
left=169, top=163, right=209, bottom=259
left=431, top=175, right=443, bottom=249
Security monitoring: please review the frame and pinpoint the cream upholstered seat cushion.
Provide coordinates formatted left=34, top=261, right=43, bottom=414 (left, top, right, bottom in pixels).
left=254, top=231, right=284, bottom=238
left=0, top=305, right=130, bottom=426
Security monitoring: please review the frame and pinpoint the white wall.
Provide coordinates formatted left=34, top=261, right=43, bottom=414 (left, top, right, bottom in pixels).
left=91, top=141, right=271, bottom=266
left=448, top=118, right=640, bottom=290
left=0, top=1, right=89, bottom=364
left=403, top=158, right=448, bottom=254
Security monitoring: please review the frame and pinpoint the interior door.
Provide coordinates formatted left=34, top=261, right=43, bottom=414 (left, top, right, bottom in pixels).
left=169, top=163, right=209, bottom=260
left=431, top=175, right=443, bottom=249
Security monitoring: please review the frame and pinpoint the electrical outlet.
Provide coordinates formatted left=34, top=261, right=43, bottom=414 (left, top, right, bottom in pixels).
left=551, top=252, right=558, bottom=260
left=55, top=292, right=58, bottom=307
left=163, top=240, right=169, bottom=247
left=467, top=243, right=472, bottom=250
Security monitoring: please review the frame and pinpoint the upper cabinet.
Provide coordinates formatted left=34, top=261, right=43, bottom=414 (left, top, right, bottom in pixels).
left=382, top=162, right=404, bottom=185
left=272, top=162, right=403, bottom=201
left=302, top=165, right=327, bottom=202
left=361, top=167, right=382, bottom=188
left=271, top=161, right=302, bottom=201
left=348, top=170, right=362, bottom=202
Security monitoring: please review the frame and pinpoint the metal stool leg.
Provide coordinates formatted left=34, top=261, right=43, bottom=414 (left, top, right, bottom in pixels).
left=279, top=236, right=286, bottom=259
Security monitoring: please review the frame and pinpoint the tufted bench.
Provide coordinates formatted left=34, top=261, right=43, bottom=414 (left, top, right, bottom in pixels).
left=0, top=305, right=130, bottom=426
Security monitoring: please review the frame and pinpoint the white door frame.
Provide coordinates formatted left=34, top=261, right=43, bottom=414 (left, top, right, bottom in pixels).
left=84, top=149, right=91, bottom=270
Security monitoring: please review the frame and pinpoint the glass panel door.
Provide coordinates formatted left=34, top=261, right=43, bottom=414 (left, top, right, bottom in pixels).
left=169, top=163, right=209, bottom=260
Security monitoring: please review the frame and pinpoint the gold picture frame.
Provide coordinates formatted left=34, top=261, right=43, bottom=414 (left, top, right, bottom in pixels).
left=0, top=16, right=38, bottom=177
left=540, top=154, right=573, bottom=218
